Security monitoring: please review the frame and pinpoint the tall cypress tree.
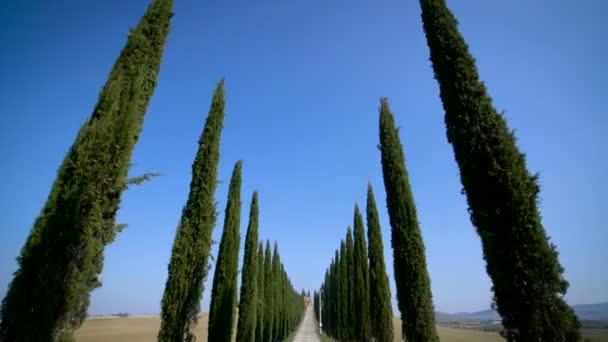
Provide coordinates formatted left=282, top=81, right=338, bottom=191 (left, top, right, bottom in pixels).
left=262, top=240, right=274, bottom=342
left=278, top=264, right=287, bottom=340
left=208, top=161, right=242, bottom=342
left=158, top=80, right=226, bottom=341
left=353, top=205, right=372, bottom=341
left=255, top=241, right=265, bottom=342
left=366, top=184, right=394, bottom=342
left=417, top=0, right=581, bottom=340
left=0, top=1, right=173, bottom=340
left=338, top=240, right=349, bottom=340
left=345, top=227, right=355, bottom=340
left=236, top=192, right=260, bottom=342
left=271, top=242, right=281, bottom=341
left=379, top=97, right=438, bottom=341
left=333, top=259, right=339, bottom=338
left=334, top=249, right=343, bottom=339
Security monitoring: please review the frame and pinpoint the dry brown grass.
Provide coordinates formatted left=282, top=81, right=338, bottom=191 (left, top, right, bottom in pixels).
left=75, top=314, right=208, bottom=342
left=76, top=315, right=608, bottom=341
left=392, top=318, right=504, bottom=342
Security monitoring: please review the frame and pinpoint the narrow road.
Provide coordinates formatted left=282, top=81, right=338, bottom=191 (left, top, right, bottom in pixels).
left=291, top=306, right=320, bottom=342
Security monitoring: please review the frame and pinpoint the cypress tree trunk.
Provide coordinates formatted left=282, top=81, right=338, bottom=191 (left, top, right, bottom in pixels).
left=255, top=242, right=265, bottom=342
left=417, top=0, right=581, bottom=340
left=262, top=241, right=274, bottom=342
left=353, top=205, right=372, bottom=341
left=158, top=80, right=226, bottom=341
left=345, top=227, right=355, bottom=341
left=236, top=192, right=260, bottom=342
left=208, top=161, right=242, bottom=342
left=379, top=97, right=438, bottom=341
left=0, top=1, right=173, bottom=340
left=366, top=184, right=394, bottom=342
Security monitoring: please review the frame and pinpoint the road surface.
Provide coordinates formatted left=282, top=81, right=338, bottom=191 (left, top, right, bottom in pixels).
left=291, top=306, right=320, bottom=342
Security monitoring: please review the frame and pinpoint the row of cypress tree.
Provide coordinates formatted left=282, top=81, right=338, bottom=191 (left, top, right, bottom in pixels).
left=202, top=161, right=306, bottom=342
left=155, top=68, right=305, bottom=341
left=317, top=97, right=438, bottom=342
left=317, top=185, right=394, bottom=342
left=316, top=0, right=582, bottom=341
left=0, top=0, right=304, bottom=339
left=235, top=238, right=305, bottom=342
left=0, top=0, right=581, bottom=340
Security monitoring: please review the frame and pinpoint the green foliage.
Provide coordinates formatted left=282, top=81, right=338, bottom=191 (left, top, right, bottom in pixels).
left=125, top=172, right=162, bottom=188
left=272, top=243, right=281, bottom=340
left=333, top=249, right=343, bottom=339
left=208, top=161, right=242, bottom=342
left=158, top=80, right=225, bottom=342
left=236, top=192, right=260, bottom=342
left=338, top=240, right=348, bottom=340
left=313, top=290, right=319, bottom=322
left=417, top=0, right=582, bottom=340
left=353, top=205, right=372, bottom=340
left=255, top=242, right=265, bottom=342
left=379, top=97, right=439, bottom=341
left=366, top=184, right=394, bottom=342
left=263, top=241, right=275, bottom=342
left=345, top=227, right=355, bottom=340
left=0, top=0, right=173, bottom=340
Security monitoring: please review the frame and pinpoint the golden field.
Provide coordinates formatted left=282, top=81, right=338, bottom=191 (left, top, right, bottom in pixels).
left=76, top=315, right=608, bottom=342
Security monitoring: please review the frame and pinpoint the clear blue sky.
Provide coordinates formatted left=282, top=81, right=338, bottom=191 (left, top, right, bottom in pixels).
left=1, top=0, right=606, bottom=315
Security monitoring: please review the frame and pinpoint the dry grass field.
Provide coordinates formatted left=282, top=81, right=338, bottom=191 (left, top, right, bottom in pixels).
left=393, top=318, right=504, bottom=342
left=76, top=315, right=608, bottom=342
left=75, top=314, right=208, bottom=342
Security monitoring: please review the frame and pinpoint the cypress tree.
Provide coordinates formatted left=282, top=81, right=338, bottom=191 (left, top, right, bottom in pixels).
left=313, top=290, right=319, bottom=322
left=208, top=161, right=242, bottom=342
left=379, top=97, right=438, bottom=341
left=0, top=1, right=173, bottom=340
left=328, top=258, right=337, bottom=338
left=320, top=269, right=329, bottom=334
left=338, top=240, right=349, bottom=340
left=255, top=242, right=265, bottom=342
left=262, top=240, right=274, bottom=342
left=345, top=227, right=355, bottom=340
left=236, top=192, right=260, bottom=342
left=353, top=205, right=372, bottom=341
left=334, top=249, right=343, bottom=339
left=366, top=184, right=394, bottom=342
left=158, top=80, right=226, bottom=341
left=271, top=243, right=281, bottom=340
left=279, top=264, right=288, bottom=340
left=417, top=0, right=581, bottom=340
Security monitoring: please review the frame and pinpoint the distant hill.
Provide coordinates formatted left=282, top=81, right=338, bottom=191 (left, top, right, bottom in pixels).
left=573, top=303, right=608, bottom=321
left=436, top=302, right=608, bottom=324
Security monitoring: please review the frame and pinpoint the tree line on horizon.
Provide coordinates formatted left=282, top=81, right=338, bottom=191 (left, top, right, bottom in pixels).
left=0, top=0, right=584, bottom=341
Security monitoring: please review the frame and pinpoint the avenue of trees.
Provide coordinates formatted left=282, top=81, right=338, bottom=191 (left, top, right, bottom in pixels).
left=317, top=191, right=394, bottom=342
left=0, top=0, right=582, bottom=341
left=316, top=0, right=581, bottom=341
left=157, top=77, right=304, bottom=341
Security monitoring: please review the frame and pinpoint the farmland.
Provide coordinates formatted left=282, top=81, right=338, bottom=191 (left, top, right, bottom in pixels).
left=76, top=315, right=608, bottom=342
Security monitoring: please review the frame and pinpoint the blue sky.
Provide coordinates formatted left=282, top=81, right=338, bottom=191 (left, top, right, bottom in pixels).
left=1, top=0, right=606, bottom=315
